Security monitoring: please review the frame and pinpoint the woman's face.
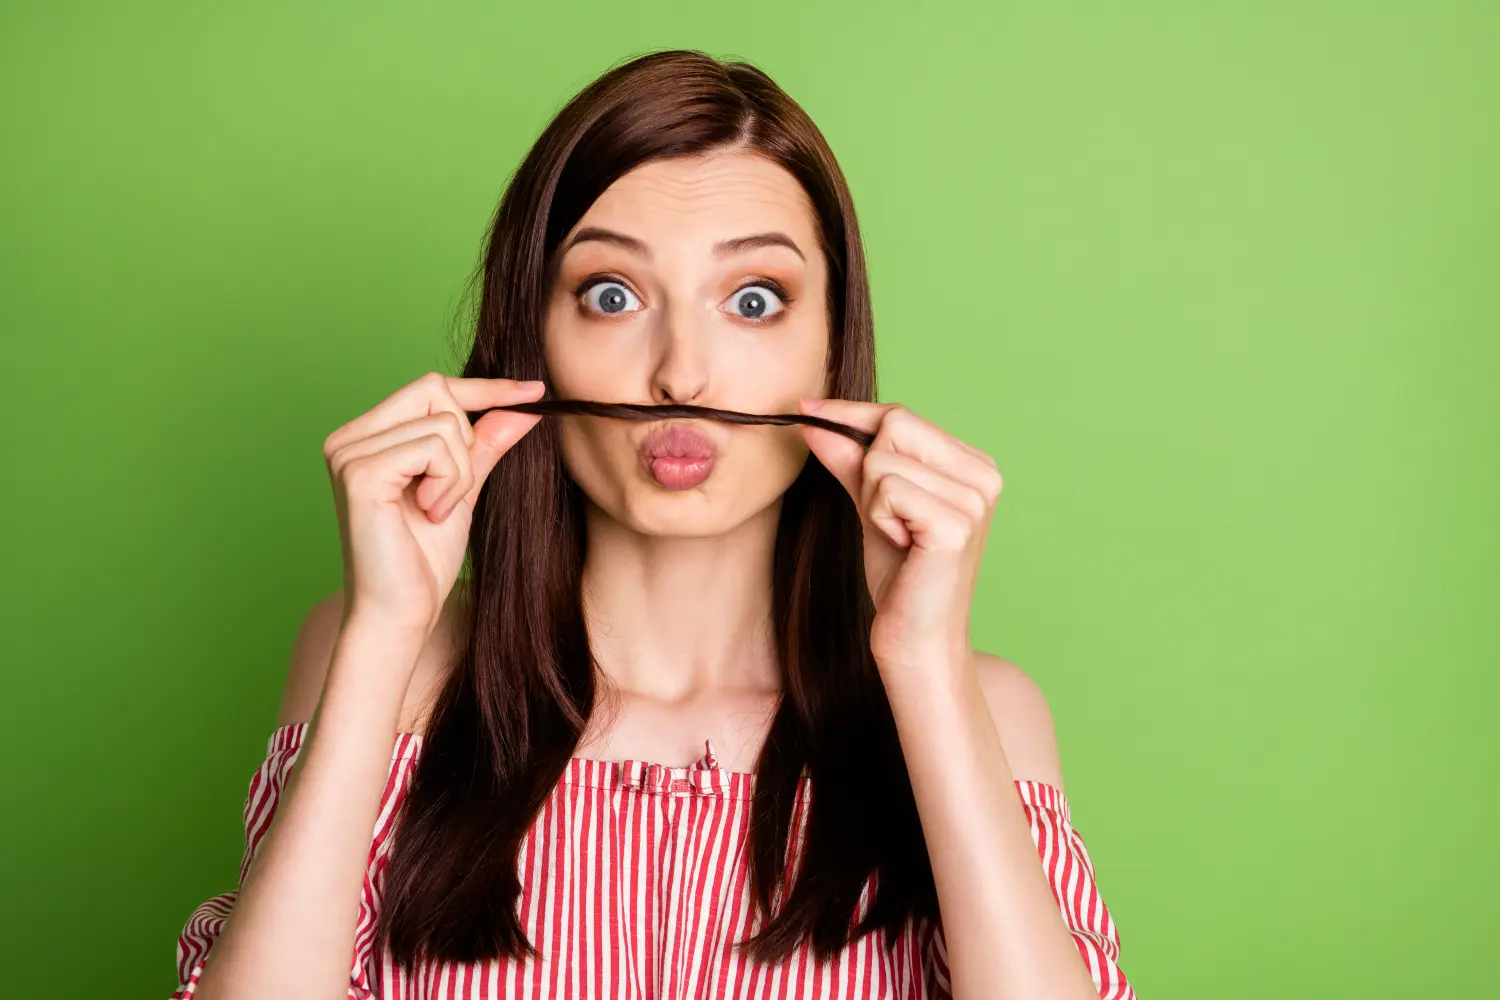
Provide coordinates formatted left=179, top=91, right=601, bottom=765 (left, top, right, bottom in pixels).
left=543, top=150, right=832, bottom=537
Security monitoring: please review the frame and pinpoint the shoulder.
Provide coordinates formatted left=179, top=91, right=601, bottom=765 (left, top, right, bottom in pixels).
left=275, top=582, right=470, bottom=734
left=971, top=650, right=1065, bottom=793
left=275, top=590, right=347, bottom=727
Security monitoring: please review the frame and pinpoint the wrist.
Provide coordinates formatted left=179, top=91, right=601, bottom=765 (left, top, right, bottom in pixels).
left=340, top=602, right=436, bottom=644
left=873, top=640, right=973, bottom=680
left=342, top=612, right=431, bottom=638
left=325, top=616, right=429, bottom=692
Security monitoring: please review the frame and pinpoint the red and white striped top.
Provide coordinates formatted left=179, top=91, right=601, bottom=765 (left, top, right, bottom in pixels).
left=171, top=722, right=1136, bottom=999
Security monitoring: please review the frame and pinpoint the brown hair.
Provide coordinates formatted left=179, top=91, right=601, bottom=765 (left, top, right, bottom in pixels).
left=491, top=398, right=877, bottom=447
left=378, top=48, right=937, bottom=967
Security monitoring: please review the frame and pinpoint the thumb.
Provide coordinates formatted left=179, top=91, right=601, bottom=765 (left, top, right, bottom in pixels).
left=800, top=422, right=866, bottom=507
left=462, top=409, right=543, bottom=507
left=799, top=397, right=890, bottom=509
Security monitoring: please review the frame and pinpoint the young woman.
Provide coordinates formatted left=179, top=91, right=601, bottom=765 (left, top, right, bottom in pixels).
left=171, top=50, right=1136, bottom=1000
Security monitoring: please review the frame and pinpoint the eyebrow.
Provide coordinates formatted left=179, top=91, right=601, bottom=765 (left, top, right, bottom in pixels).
left=561, top=227, right=806, bottom=262
left=714, top=232, right=806, bottom=262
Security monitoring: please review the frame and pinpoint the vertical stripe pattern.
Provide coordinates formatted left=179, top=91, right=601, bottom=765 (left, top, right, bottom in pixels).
left=170, top=723, right=1136, bottom=999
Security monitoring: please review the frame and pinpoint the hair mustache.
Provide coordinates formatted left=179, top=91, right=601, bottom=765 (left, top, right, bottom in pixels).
left=485, top=399, right=876, bottom=448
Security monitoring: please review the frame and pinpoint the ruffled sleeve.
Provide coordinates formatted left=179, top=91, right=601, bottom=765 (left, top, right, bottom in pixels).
left=169, top=723, right=421, bottom=999
left=923, top=779, right=1137, bottom=1000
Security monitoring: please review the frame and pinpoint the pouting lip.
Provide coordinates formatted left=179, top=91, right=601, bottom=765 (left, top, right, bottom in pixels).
left=638, top=422, right=718, bottom=461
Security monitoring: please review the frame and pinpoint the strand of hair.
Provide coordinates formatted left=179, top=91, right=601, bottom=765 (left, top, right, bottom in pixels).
left=491, top=399, right=876, bottom=448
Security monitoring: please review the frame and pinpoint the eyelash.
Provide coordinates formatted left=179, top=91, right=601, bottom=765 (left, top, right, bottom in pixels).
left=572, top=274, right=795, bottom=320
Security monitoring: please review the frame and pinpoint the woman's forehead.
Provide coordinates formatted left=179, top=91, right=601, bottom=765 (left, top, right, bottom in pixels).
left=573, top=152, right=818, bottom=250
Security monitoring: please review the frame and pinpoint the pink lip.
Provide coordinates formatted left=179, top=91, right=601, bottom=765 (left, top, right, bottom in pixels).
left=639, top=424, right=717, bottom=490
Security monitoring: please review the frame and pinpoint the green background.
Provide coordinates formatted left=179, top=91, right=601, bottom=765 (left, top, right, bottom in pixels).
left=2, top=2, right=1495, bottom=997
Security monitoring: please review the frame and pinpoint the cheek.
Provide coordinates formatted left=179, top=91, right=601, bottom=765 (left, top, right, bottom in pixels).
left=724, top=325, right=830, bottom=406
left=556, top=418, right=640, bottom=517
left=543, top=301, right=646, bottom=400
left=758, top=433, right=811, bottom=497
left=545, top=329, right=607, bottom=400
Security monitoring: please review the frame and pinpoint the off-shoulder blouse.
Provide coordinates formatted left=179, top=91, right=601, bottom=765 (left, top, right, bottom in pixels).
left=170, top=723, right=1136, bottom=999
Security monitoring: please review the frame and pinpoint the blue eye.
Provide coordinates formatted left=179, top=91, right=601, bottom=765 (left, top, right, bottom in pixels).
left=724, top=284, right=785, bottom=320
left=581, top=280, right=642, bottom=315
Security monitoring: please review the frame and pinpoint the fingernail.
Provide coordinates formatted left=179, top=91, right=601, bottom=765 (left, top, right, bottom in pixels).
left=800, top=397, right=822, bottom=412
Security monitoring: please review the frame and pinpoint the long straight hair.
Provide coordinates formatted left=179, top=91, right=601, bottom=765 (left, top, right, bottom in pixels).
left=378, top=49, right=938, bottom=967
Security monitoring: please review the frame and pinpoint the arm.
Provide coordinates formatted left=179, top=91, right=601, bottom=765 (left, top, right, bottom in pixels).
left=797, top=398, right=1129, bottom=1000
left=182, top=372, right=539, bottom=998
left=189, top=593, right=426, bottom=1000
left=887, top=652, right=1118, bottom=1000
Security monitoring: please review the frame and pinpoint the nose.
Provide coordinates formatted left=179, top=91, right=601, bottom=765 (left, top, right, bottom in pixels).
left=650, top=305, right=709, bottom=405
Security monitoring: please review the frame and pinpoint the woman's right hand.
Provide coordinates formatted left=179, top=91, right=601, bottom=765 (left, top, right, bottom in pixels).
left=322, top=372, right=546, bottom=638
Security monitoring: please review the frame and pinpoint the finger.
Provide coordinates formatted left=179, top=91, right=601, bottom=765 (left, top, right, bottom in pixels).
left=798, top=398, right=894, bottom=502
left=856, top=400, right=994, bottom=464
left=442, top=375, right=548, bottom=415
left=870, top=408, right=1000, bottom=499
left=325, top=372, right=545, bottom=458
left=861, top=450, right=990, bottom=525
left=416, top=377, right=547, bottom=517
left=329, top=412, right=473, bottom=514
left=798, top=422, right=866, bottom=504
left=341, top=434, right=461, bottom=513
left=867, top=472, right=976, bottom=553
left=812, top=398, right=1000, bottom=496
left=799, top=397, right=892, bottom=437
left=462, top=408, right=545, bottom=508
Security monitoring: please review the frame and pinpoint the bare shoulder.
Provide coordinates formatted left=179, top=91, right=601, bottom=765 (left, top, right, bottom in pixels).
left=971, top=650, right=1066, bottom=793
left=274, top=582, right=470, bottom=734
left=274, top=588, right=349, bottom=728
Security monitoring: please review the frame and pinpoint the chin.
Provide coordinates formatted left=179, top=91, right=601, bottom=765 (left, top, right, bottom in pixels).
left=616, top=485, right=757, bottom=539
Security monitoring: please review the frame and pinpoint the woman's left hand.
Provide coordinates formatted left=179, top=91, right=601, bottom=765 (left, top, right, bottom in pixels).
left=798, top=399, right=1004, bottom=673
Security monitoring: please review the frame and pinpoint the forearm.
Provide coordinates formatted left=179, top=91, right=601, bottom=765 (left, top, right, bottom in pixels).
left=193, top=619, right=424, bottom=1000
left=880, top=656, right=1100, bottom=1000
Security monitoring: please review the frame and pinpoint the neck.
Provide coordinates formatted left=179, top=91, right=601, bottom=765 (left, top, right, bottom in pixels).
left=579, top=500, right=782, bottom=701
